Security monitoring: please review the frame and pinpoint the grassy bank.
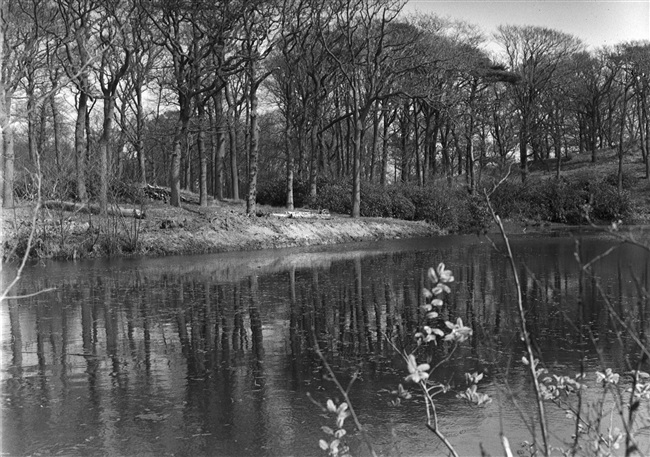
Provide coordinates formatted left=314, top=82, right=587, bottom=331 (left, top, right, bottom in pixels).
left=1, top=198, right=442, bottom=261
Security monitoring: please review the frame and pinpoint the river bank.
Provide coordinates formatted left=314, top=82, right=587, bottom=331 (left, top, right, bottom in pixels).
left=1, top=199, right=447, bottom=261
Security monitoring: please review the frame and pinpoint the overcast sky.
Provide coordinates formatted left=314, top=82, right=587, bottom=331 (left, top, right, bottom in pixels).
left=404, top=0, right=650, bottom=49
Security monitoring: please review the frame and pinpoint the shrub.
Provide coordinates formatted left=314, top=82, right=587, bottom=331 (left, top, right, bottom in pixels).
left=257, top=177, right=311, bottom=208
left=256, top=178, right=285, bottom=207
left=488, top=180, right=532, bottom=219
left=604, top=171, right=635, bottom=190
left=309, top=180, right=351, bottom=215
left=458, top=192, right=492, bottom=234
left=400, top=184, right=459, bottom=230
left=591, top=186, right=631, bottom=221
left=390, top=191, right=416, bottom=221
left=540, top=179, right=588, bottom=224
left=360, top=182, right=393, bottom=218
left=488, top=174, right=632, bottom=224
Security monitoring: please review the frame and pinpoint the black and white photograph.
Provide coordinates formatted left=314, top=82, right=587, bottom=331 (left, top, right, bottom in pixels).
left=1, top=0, right=650, bottom=455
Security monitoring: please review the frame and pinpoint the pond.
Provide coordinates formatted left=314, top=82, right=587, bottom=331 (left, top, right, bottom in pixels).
left=2, top=232, right=650, bottom=456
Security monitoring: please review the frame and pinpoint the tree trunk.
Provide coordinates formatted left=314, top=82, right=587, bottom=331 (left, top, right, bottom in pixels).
left=352, top=114, right=362, bottom=218
left=197, top=103, right=208, bottom=207
left=400, top=102, right=409, bottom=183
left=380, top=107, right=389, bottom=186
left=369, top=108, right=379, bottom=182
left=38, top=95, right=47, bottom=162
left=74, top=21, right=91, bottom=203
left=441, top=122, right=451, bottom=184
left=466, top=81, right=477, bottom=193
left=26, top=69, right=38, bottom=164
left=414, top=107, right=421, bottom=186
left=285, top=118, right=294, bottom=210
left=43, top=200, right=145, bottom=218
left=309, top=119, right=318, bottom=199
left=637, top=89, right=648, bottom=178
left=246, top=66, right=259, bottom=215
left=136, top=83, right=146, bottom=185
left=214, top=89, right=226, bottom=199
left=74, top=87, right=89, bottom=202
left=99, top=94, right=116, bottom=215
left=554, top=124, right=562, bottom=179
left=466, top=134, right=475, bottom=192
left=208, top=102, right=216, bottom=194
left=50, top=91, right=61, bottom=170
left=309, top=76, right=320, bottom=198
left=422, top=106, right=430, bottom=185
left=590, top=106, right=597, bottom=162
left=227, top=99, right=239, bottom=200
left=170, top=109, right=190, bottom=207
left=618, top=83, right=630, bottom=193
left=519, top=118, right=528, bottom=183
left=183, top=136, right=191, bottom=191
left=430, top=110, right=440, bottom=178
left=244, top=94, right=250, bottom=188
left=2, top=120, right=14, bottom=208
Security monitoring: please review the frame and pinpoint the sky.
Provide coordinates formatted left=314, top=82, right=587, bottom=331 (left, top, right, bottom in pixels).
left=403, top=0, right=650, bottom=50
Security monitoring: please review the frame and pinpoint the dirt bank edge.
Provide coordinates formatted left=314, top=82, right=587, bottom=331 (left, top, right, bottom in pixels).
left=140, top=214, right=443, bottom=257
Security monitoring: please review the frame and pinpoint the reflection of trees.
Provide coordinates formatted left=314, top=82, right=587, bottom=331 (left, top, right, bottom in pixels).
left=3, top=238, right=650, bottom=455
left=9, top=298, right=22, bottom=375
left=9, top=241, right=650, bottom=368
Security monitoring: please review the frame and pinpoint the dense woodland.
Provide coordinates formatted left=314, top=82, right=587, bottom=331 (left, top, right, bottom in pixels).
left=1, top=0, right=649, bottom=219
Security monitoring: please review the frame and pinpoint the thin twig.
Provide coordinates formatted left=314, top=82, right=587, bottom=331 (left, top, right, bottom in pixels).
left=1, top=154, right=54, bottom=302
left=383, top=334, right=459, bottom=457
left=4, top=287, right=57, bottom=300
left=485, top=190, right=550, bottom=457
left=486, top=162, right=514, bottom=198
left=313, top=342, right=378, bottom=457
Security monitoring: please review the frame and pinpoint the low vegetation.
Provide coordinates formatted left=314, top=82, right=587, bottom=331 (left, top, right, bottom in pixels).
left=258, top=148, right=643, bottom=232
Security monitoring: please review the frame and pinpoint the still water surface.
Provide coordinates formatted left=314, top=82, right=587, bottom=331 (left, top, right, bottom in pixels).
left=2, top=233, right=650, bottom=456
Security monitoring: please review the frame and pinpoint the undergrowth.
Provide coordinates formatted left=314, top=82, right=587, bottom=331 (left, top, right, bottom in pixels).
left=257, top=173, right=631, bottom=234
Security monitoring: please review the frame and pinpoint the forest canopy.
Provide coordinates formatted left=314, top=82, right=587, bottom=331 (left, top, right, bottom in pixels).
left=1, top=0, right=649, bottom=218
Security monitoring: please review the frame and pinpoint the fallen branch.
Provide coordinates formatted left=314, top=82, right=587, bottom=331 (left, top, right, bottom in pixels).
left=271, top=210, right=331, bottom=219
left=143, top=184, right=194, bottom=204
left=43, top=200, right=145, bottom=219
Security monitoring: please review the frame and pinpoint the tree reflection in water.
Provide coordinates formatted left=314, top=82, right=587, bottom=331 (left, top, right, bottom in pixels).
left=2, top=235, right=650, bottom=456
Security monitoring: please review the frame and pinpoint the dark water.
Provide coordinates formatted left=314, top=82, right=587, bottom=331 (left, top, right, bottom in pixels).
left=2, top=233, right=650, bottom=456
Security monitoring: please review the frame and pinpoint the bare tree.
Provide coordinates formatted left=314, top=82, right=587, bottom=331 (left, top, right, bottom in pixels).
left=321, top=0, right=412, bottom=217
left=570, top=50, right=617, bottom=163
left=118, top=4, right=161, bottom=187
left=95, top=1, right=131, bottom=213
left=1, top=0, right=45, bottom=207
left=240, top=0, right=278, bottom=215
left=57, top=0, right=101, bottom=203
left=496, top=25, right=583, bottom=182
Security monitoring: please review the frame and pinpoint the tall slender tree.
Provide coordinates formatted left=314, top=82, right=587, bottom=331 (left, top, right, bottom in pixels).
left=96, top=0, right=131, bottom=214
